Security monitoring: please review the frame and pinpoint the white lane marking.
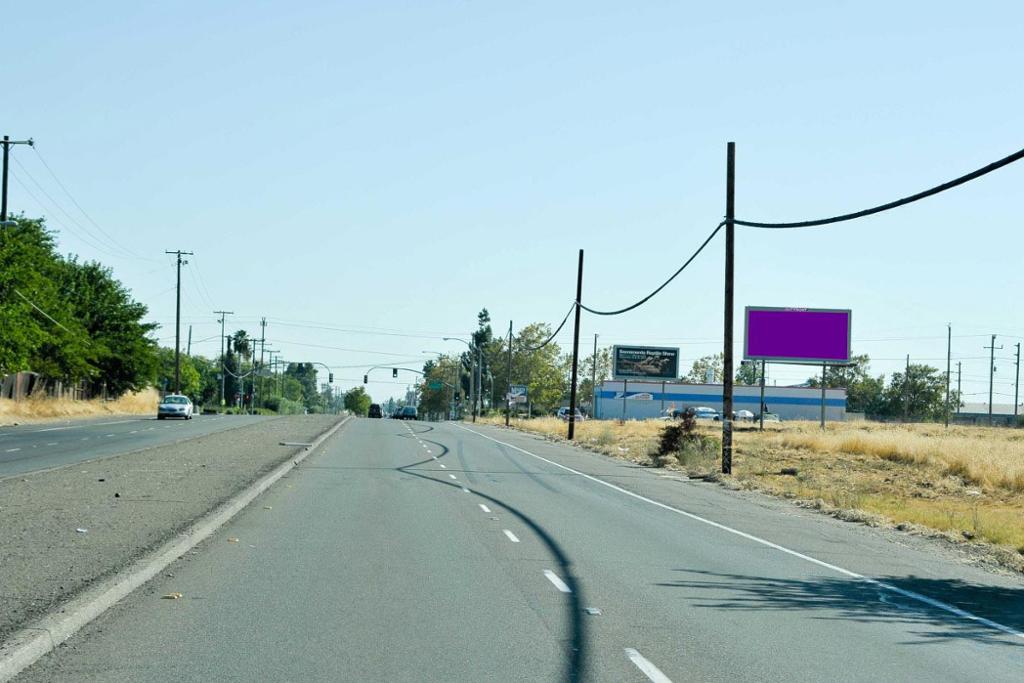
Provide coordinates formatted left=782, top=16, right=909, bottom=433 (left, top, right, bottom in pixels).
left=543, top=569, right=571, bottom=593
left=479, top=504, right=491, bottom=513
left=80, top=437, right=89, bottom=441
left=455, top=424, right=1024, bottom=641
left=431, top=456, right=438, bottom=460
left=439, top=464, right=446, bottom=469
left=45, top=442, right=58, bottom=446
left=462, top=487, right=470, bottom=493
left=503, top=530, right=520, bottom=543
left=624, top=648, right=673, bottom=683
left=129, top=430, right=138, bottom=434
left=5, top=448, right=21, bottom=453
left=448, top=474, right=457, bottom=480
left=104, top=434, right=115, bottom=437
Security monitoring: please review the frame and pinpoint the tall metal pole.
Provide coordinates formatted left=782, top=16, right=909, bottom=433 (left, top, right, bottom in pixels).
left=820, top=363, right=827, bottom=429
left=165, top=250, right=192, bottom=394
left=186, top=325, right=192, bottom=356
left=956, top=361, right=962, bottom=415
left=759, top=359, right=766, bottom=431
left=985, top=335, right=1002, bottom=426
left=592, top=334, right=598, bottom=419
left=568, top=249, right=584, bottom=440
left=505, top=320, right=513, bottom=427
left=945, top=323, right=952, bottom=428
left=904, top=354, right=910, bottom=421
left=722, top=141, right=735, bottom=474
left=1015, top=342, right=1021, bottom=418
left=214, top=311, right=233, bottom=408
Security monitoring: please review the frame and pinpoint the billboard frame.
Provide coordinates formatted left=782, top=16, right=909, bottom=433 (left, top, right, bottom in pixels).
left=743, top=306, right=852, bottom=365
left=612, top=345, right=680, bottom=381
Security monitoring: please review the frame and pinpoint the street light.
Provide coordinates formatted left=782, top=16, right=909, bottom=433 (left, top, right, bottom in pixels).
left=444, top=337, right=481, bottom=422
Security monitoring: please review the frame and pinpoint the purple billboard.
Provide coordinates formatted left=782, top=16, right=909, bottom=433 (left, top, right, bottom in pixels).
left=744, top=307, right=851, bottom=364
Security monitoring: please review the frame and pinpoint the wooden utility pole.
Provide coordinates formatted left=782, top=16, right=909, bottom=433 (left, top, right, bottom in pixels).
left=165, top=250, right=193, bottom=394
left=722, top=142, right=735, bottom=474
left=568, top=250, right=584, bottom=440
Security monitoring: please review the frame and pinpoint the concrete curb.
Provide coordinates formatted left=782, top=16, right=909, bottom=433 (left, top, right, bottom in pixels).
left=0, top=415, right=352, bottom=682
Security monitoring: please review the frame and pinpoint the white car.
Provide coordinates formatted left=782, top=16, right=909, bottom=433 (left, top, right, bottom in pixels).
left=692, top=406, right=719, bottom=420
left=158, top=394, right=194, bottom=420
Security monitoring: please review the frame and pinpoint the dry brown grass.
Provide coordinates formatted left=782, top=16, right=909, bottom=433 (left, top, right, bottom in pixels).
left=482, top=416, right=1024, bottom=561
left=0, top=388, right=159, bottom=425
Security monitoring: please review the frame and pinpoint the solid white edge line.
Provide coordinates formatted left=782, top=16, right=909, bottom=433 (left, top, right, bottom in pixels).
left=503, top=530, right=520, bottom=543
left=0, top=415, right=353, bottom=682
left=454, top=424, right=1024, bottom=641
left=624, top=648, right=673, bottom=683
left=479, top=504, right=491, bottom=513
left=543, top=569, right=571, bottom=593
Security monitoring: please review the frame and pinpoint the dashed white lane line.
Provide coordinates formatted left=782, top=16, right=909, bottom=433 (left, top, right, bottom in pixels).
left=462, top=487, right=470, bottom=493
left=80, top=437, right=90, bottom=441
left=479, top=504, right=491, bottom=513
left=45, top=442, right=58, bottom=446
left=448, top=474, right=458, bottom=480
left=5, top=448, right=20, bottom=453
left=503, top=530, right=520, bottom=543
left=104, top=434, right=115, bottom=437
left=129, top=430, right=138, bottom=434
left=439, top=464, right=446, bottom=469
left=456, top=423, right=1024, bottom=642
left=624, top=648, right=673, bottom=683
left=543, top=570, right=571, bottom=593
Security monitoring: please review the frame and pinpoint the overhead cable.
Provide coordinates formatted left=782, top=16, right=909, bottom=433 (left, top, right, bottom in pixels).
left=579, top=221, right=725, bottom=316
left=733, top=146, right=1024, bottom=229
left=521, top=303, right=576, bottom=351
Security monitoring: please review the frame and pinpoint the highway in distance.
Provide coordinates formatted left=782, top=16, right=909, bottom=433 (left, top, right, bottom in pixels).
left=18, top=417, right=1024, bottom=682
left=0, top=415, right=271, bottom=480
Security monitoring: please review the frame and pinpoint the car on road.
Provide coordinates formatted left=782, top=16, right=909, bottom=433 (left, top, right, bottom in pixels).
left=368, top=404, right=382, bottom=418
left=556, top=407, right=585, bottom=421
left=394, top=406, right=418, bottom=420
left=157, top=394, right=194, bottom=420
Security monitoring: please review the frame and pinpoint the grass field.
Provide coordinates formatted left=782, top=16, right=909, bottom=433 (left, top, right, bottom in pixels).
left=482, top=416, right=1024, bottom=565
left=0, top=388, right=159, bottom=425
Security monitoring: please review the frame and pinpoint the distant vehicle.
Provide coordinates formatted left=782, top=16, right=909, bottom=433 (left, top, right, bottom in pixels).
left=395, top=406, right=418, bottom=420
left=557, top=407, right=585, bottom=421
left=157, top=394, right=193, bottom=420
left=756, top=412, right=782, bottom=422
left=691, top=406, right=719, bottom=420
left=368, top=404, right=382, bottom=418
left=735, top=409, right=755, bottom=421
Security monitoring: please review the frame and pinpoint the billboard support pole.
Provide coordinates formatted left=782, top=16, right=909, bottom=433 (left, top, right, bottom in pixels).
left=622, top=378, right=627, bottom=420
left=567, top=250, right=584, bottom=440
left=722, top=141, right=735, bottom=474
left=759, top=360, right=766, bottom=431
left=820, top=363, right=827, bottom=430
left=661, top=380, right=665, bottom=416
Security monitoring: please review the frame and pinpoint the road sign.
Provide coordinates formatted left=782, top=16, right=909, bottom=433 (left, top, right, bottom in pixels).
left=428, top=381, right=443, bottom=390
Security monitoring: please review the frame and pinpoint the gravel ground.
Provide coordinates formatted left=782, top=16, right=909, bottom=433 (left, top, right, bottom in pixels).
left=0, top=415, right=340, bottom=640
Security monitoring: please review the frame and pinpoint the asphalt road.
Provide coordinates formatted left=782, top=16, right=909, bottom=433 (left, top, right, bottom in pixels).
left=18, top=418, right=1024, bottom=681
left=0, top=414, right=271, bottom=479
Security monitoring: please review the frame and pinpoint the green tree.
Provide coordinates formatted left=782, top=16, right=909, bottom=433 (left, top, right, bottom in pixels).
left=735, top=361, right=760, bottom=385
left=685, top=353, right=724, bottom=383
left=577, top=347, right=612, bottom=413
left=285, top=362, right=318, bottom=408
left=881, top=364, right=949, bottom=420
left=156, top=347, right=201, bottom=397
left=344, top=386, right=372, bottom=416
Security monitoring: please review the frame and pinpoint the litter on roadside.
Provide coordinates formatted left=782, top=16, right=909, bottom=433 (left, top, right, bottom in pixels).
left=75, top=528, right=88, bottom=533
left=161, top=592, right=183, bottom=600
left=227, top=537, right=239, bottom=543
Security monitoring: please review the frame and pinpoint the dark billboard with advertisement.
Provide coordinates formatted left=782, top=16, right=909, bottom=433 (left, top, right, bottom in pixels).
left=744, top=307, right=851, bottom=364
left=612, top=346, right=679, bottom=380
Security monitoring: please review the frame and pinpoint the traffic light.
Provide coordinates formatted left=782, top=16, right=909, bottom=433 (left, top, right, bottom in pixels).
left=329, top=372, right=334, bottom=383
left=392, top=368, right=398, bottom=378
left=363, top=375, right=368, bottom=384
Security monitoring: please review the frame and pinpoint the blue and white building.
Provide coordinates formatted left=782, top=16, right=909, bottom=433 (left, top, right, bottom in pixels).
left=595, top=380, right=847, bottom=421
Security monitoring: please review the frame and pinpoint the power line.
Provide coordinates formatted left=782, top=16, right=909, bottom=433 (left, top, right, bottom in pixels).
left=579, top=221, right=725, bottom=316
left=521, top=303, right=575, bottom=351
left=733, top=146, right=1024, bottom=229
left=30, top=145, right=156, bottom=261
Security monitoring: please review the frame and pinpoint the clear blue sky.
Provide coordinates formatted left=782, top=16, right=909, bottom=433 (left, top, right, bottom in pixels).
left=5, top=1, right=1022, bottom=404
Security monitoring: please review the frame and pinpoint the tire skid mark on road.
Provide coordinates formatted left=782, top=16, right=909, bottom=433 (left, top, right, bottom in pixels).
left=393, top=425, right=588, bottom=680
